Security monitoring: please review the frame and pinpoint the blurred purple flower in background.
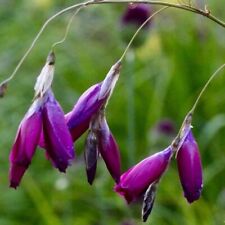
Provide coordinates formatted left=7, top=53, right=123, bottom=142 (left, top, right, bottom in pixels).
left=156, top=119, right=176, bottom=136
left=120, top=4, right=153, bottom=47
left=122, top=4, right=152, bottom=28
left=115, top=147, right=172, bottom=203
left=177, top=128, right=203, bottom=203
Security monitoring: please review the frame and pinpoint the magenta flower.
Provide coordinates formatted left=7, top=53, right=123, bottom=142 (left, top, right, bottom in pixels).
left=9, top=99, right=43, bottom=188
left=115, top=147, right=172, bottom=203
left=9, top=52, right=75, bottom=188
left=177, top=129, right=203, bottom=203
left=65, top=61, right=121, bottom=142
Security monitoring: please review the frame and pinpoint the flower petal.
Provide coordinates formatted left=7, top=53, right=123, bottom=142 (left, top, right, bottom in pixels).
left=42, top=91, right=75, bottom=172
left=9, top=100, right=43, bottom=188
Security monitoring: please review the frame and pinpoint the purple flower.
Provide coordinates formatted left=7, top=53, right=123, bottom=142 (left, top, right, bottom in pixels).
left=65, top=61, right=121, bottom=142
left=177, top=129, right=203, bottom=203
left=95, top=113, right=121, bottom=184
left=115, top=147, right=172, bottom=203
left=42, top=91, right=75, bottom=172
left=9, top=99, right=43, bottom=188
left=122, top=4, right=152, bottom=28
left=9, top=52, right=75, bottom=188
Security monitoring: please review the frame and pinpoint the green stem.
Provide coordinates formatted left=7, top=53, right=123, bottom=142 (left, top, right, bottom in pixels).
left=190, top=63, right=225, bottom=114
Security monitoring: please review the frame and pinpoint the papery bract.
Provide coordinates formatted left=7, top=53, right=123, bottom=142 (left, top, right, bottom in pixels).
left=115, top=147, right=172, bottom=203
left=9, top=99, right=43, bottom=188
left=42, top=91, right=75, bottom=172
left=177, top=129, right=203, bottom=203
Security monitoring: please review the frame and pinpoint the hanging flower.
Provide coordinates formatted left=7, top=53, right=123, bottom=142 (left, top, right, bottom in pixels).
left=115, top=147, right=172, bottom=203
left=9, top=52, right=75, bottom=188
left=65, top=61, right=121, bottom=142
left=177, top=128, right=203, bottom=203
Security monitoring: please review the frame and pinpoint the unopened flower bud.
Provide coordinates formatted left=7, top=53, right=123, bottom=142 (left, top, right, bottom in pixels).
left=84, top=130, right=98, bottom=185
left=115, top=147, right=172, bottom=203
left=177, top=129, right=203, bottom=203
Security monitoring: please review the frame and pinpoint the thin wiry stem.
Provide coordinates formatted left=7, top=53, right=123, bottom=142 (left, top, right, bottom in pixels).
left=171, top=63, right=225, bottom=154
left=0, top=0, right=224, bottom=89
left=190, top=63, right=225, bottom=114
left=51, top=7, right=83, bottom=50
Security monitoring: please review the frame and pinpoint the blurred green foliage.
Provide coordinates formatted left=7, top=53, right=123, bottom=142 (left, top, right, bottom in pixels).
left=0, top=0, right=225, bottom=225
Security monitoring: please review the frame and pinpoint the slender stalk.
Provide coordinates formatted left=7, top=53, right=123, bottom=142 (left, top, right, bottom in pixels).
left=190, top=63, right=225, bottom=114
left=51, top=7, right=83, bottom=49
left=171, top=63, right=225, bottom=153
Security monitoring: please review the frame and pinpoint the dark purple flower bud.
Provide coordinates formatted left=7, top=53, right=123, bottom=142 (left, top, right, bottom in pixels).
left=66, top=61, right=121, bottom=142
left=9, top=99, right=43, bottom=188
left=94, top=113, right=121, bottom=184
left=84, top=130, right=98, bottom=185
left=177, top=129, right=203, bottom=203
left=122, top=4, right=152, bottom=28
left=115, top=147, right=172, bottom=203
left=42, top=91, right=75, bottom=172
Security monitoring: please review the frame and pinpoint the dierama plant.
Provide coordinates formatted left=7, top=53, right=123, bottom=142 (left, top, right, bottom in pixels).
left=1, top=1, right=224, bottom=224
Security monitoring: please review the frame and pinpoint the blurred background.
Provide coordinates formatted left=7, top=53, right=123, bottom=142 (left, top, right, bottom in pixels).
left=0, top=0, right=225, bottom=224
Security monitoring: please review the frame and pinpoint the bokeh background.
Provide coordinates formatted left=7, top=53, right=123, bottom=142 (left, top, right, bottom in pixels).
left=0, top=0, right=225, bottom=224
